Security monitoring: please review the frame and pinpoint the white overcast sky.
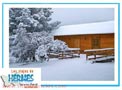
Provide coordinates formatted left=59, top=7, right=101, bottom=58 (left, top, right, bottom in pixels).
left=51, top=8, right=114, bottom=26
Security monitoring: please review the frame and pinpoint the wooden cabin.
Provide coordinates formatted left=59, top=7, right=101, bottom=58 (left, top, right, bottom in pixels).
left=54, top=21, right=114, bottom=53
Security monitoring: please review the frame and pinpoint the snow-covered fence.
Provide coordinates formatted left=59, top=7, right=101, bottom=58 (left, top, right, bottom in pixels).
left=84, top=48, right=114, bottom=61
left=92, top=56, right=114, bottom=63
left=58, top=48, right=80, bottom=59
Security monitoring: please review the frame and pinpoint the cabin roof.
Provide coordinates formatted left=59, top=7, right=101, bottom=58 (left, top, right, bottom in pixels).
left=53, top=21, right=114, bottom=36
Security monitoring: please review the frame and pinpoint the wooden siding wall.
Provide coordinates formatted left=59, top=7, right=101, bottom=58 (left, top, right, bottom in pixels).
left=54, top=33, right=114, bottom=53
left=100, top=34, right=114, bottom=48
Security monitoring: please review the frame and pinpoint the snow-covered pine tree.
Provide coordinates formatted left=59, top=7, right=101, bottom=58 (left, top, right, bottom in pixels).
left=9, top=8, right=61, bottom=34
left=9, top=8, right=23, bottom=35
left=10, top=23, right=35, bottom=62
left=9, top=8, right=61, bottom=63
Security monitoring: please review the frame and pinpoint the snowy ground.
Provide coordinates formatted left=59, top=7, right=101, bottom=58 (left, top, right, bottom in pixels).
left=10, top=54, right=114, bottom=81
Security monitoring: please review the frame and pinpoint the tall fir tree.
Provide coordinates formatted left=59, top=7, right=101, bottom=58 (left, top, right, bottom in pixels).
left=9, top=8, right=61, bottom=35
left=9, top=8, right=61, bottom=63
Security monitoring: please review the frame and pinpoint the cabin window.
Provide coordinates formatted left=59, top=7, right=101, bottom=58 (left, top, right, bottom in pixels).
left=92, top=38, right=100, bottom=49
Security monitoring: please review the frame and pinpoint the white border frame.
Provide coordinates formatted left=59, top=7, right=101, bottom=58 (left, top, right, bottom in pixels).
left=2, top=3, right=120, bottom=86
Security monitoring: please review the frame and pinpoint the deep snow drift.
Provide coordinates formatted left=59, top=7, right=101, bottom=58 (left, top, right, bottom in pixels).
left=10, top=54, right=114, bottom=81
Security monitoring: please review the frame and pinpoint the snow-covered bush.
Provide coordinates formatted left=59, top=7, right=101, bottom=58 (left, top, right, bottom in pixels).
left=48, top=40, right=69, bottom=53
left=35, top=45, right=47, bottom=57
left=34, top=39, right=69, bottom=62
left=35, top=45, right=49, bottom=63
left=31, top=31, right=53, bottom=46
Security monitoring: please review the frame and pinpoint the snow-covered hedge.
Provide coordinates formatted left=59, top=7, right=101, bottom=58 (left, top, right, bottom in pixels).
left=48, top=39, right=69, bottom=53
left=35, top=39, right=69, bottom=62
left=35, top=45, right=49, bottom=62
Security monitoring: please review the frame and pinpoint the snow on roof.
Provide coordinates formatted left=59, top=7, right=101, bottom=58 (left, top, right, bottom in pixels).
left=54, top=21, right=114, bottom=36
